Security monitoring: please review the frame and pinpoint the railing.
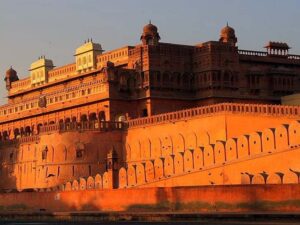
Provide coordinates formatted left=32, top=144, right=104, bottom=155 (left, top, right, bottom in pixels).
left=238, top=50, right=268, bottom=57
left=40, top=121, right=126, bottom=134
left=288, top=55, right=300, bottom=60
left=128, top=103, right=300, bottom=128
left=19, top=135, right=40, bottom=143
left=0, top=135, right=40, bottom=146
left=238, top=49, right=300, bottom=61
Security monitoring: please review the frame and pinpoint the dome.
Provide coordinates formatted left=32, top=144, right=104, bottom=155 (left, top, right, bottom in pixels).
left=143, top=22, right=158, bottom=34
left=5, top=66, right=19, bottom=82
left=6, top=67, right=17, bottom=79
left=219, top=23, right=237, bottom=45
left=140, top=21, right=160, bottom=45
left=4, top=66, right=19, bottom=90
left=221, top=24, right=235, bottom=36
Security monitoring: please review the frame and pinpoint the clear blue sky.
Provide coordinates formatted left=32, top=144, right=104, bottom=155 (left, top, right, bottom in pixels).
left=0, top=0, right=299, bottom=103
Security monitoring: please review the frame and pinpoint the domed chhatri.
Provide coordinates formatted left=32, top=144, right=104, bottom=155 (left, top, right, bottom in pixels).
left=143, top=22, right=158, bottom=34
left=219, top=23, right=237, bottom=46
left=140, top=21, right=160, bottom=45
left=4, top=66, right=19, bottom=90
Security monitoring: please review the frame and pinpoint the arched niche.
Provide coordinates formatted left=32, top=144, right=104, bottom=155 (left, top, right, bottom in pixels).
left=240, top=173, right=251, bottom=184
left=125, top=144, right=131, bottom=162
left=131, top=141, right=141, bottom=161
left=79, top=178, right=86, bottom=190
left=267, top=173, right=282, bottom=184
left=225, top=138, right=237, bottom=162
left=72, top=180, right=79, bottom=191
left=94, top=174, right=102, bottom=189
left=275, top=125, right=289, bottom=151
left=141, top=138, right=151, bottom=160
left=174, top=152, right=184, bottom=175
left=151, top=137, right=162, bottom=158
left=203, top=145, right=214, bottom=167
left=289, top=121, right=300, bottom=147
left=193, top=148, right=203, bottom=170
left=249, top=132, right=262, bottom=155
left=161, top=135, right=173, bottom=158
left=186, top=132, right=197, bottom=151
left=164, top=155, right=174, bottom=177
left=262, top=128, right=275, bottom=152
left=154, top=158, right=164, bottom=179
left=145, top=161, right=155, bottom=182
left=214, top=141, right=225, bottom=165
left=252, top=174, right=265, bottom=184
left=54, top=143, right=67, bottom=162
left=136, top=163, right=146, bottom=185
left=237, top=135, right=249, bottom=159
left=197, top=131, right=210, bottom=147
left=118, top=167, right=127, bottom=188
left=66, top=144, right=77, bottom=161
left=86, top=176, right=95, bottom=189
left=102, top=172, right=109, bottom=189
left=183, top=149, right=193, bottom=172
left=173, top=133, right=185, bottom=154
left=127, top=164, right=137, bottom=187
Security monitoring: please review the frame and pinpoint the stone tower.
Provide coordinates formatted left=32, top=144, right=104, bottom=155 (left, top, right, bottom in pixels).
left=4, top=67, right=19, bottom=90
left=219, top=23, right=237, bottom=46
left=140, top=21, right=161, bottom=45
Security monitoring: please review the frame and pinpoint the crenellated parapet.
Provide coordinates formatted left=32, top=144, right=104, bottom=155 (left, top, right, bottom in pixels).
left=128, top=103, right=300, bottom=128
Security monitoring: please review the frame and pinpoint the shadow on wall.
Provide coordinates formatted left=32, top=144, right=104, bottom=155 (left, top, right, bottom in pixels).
left=0, top=141, right=18, bottom=192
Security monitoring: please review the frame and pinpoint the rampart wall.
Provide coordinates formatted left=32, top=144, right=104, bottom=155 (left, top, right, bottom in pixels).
left=0, top=123, right=124, bottom=190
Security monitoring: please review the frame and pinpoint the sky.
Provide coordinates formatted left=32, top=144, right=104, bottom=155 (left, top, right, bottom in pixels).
left=0, top=0, right=299, bottom=103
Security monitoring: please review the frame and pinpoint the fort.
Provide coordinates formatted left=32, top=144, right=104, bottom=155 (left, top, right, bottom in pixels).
left=0, top=22, right=300, bottom=212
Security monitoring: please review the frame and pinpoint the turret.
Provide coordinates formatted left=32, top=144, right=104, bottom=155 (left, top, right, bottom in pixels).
left=29, top=56, right=54, bottom=87
left=4, top=67, right=19, bottom=90
left=75, top=39, right=103, bottom=73
left=140, top=21, right=161, bottom=45
left=219, top=23, right=237, bottom=46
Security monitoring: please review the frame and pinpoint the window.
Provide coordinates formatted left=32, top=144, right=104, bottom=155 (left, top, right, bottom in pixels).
left=76, top=149, right=84, bottom=158
left=42, top=146, right=48, bottom=160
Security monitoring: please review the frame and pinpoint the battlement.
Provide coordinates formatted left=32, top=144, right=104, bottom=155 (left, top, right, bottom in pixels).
left=40, top=121, right=125, bottom=134
left=128, top=103, right=300, bottom=128
left=238, top=49, right=300, bottom=61
left=48, top=63, right=76, bottom=82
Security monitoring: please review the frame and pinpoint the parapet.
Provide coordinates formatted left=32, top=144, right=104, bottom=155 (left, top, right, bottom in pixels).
left=128, top=103, right=300, bottom=128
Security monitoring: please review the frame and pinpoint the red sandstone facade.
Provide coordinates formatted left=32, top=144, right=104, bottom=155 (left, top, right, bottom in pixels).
left=1, top=23, right=300, bottom=191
